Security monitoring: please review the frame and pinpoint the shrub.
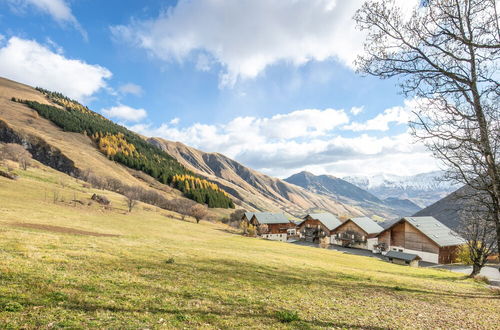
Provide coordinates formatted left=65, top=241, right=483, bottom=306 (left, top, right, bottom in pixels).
left=165, top=258, right=175, bottom=264
left=275, top=310, right=300, bottom=323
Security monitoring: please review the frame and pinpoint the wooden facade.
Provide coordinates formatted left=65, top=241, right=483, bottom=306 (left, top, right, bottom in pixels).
left=297, top=219, right=330, bottom=243
left=377, top=219, right=461, bottom=264
left=331, top=220, right=370, bottom=247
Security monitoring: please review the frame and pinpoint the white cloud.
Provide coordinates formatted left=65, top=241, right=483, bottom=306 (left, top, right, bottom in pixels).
left=102, top=105, right=147, bottom=122
left=350, top=106, right=364, bottom=115
left=7, top=0, right=87, bottom=39
left=118, top=83, right=143, bottom=96
left=343, top=100, right=414, bottom=131
left=169, top=117, right=180, bottom=125
left=111, top=0, right=367, bottom=87
left=0, top=37, right=111, bottom=101
left=129, top=103, right=439, bottom=177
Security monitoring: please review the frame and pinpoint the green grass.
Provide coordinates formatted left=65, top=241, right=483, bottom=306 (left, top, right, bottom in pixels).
left=0, top=164, right=499, bottom=329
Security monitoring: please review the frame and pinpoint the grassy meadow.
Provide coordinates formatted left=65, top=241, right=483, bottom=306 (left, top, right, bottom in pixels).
left=0, top=163, right=499, bottom=329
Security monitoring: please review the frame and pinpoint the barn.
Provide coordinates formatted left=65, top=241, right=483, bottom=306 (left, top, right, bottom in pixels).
left=248, top=213, right=295, bottom=242
left=331, top=217, right=383, bottom=251
left=297, top=213, right=342, bottom=244
left=376, top=216, right=464, bottom=264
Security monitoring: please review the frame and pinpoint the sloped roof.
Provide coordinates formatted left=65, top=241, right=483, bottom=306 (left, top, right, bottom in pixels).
left=386, top=250, right=421, bottom=261
left=403, top=216, right=465, bottom=247
left=350, top=217, right=384, bottom=235
left=307, top=213, right=342, bottom=230
left=243, top=212, right=255, bottom=220
left=252, top=212, right=290, bottom=224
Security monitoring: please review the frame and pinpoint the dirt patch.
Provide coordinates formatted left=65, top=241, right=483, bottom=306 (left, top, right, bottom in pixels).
left=10, top=222, right=120, bottom=237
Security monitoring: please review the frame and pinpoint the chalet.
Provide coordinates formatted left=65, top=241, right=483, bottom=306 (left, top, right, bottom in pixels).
left=297, top=213, right=342, bottom=244
left=385, top=250, right=421, bottom=267
left=376, top=216, right=465, bottom=264
left=331, top=217, right=383, bottom=251
left=247, top=212, right=295, bottom=242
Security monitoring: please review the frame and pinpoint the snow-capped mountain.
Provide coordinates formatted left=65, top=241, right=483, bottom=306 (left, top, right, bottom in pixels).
left=343, top=171, right=460, bottom=208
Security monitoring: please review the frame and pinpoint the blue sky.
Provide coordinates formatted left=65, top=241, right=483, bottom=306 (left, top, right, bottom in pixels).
left=0, top=0, right=440, bottom=178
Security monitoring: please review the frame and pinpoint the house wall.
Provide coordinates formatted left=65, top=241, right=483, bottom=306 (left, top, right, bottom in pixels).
left=439, top=245, right=460, bottom=264
left=298, top=219, right=330, bottom=242
left=331, top=221, right=373, bottom=250
left=261, top=233, right=287, bottom=242
left=378, top=220, right=446, bottom=263
left=267, top=223, right=294, bottom=234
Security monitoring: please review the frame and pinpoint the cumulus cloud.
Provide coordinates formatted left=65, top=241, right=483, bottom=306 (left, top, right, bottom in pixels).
left=118, top=83, right=143, bottom=96
left=169, top=117, right=180, bottom=125
left=102, top=105, right=147, bottom=122
left=0, top=37, right=111, bottom=101
left=343, top=100, right=415, bottom=131
left=111, top=0, right=367, bottom=87
left=129, top=104, right=439, bottom=177
left=7, top=0, right=87, bottom=39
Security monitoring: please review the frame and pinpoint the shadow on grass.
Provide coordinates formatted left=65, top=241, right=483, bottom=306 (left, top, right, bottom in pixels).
left=3, top=254, right=498, bottom=328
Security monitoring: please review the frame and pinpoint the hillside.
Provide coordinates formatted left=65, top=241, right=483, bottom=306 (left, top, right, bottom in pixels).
left=344, top=171, right=459, bottom=207
left=148, top=138, right=364, bottom=218
left=413, top=187, right=466, bottom=230
left=0, top=161, right=499, bottom=328
left=0, top=77, right=234, bottom=211
left=285, top=171, right=420, bottom=219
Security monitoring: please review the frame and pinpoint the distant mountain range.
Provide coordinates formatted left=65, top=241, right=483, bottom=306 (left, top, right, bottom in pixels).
left=343, top=171, right=459, bottom=208
left=148, top=138, right=364, bottom=218
left=284, top=171, right=421, bottom=220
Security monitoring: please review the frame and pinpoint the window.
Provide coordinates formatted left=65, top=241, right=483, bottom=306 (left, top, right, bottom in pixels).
left=399, top=249, right=403, bottom=252
left=405, top=261, right=410, bottom=265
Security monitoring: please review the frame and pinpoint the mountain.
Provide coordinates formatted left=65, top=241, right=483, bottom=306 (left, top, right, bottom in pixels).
left=0, top=77, right=235, bottom=215
left=148, top=138, right=364, bottom=217
left=284, top=171, right=420, bottom=219
left=412, top=186, right=467, bottom=230
left=343, top=171, right=459, bottom=208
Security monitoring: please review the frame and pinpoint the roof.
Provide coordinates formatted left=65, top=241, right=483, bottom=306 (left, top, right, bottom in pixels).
left=243, top=212, right=255, bottom=220
left=402, top=216, right=465, bottom=247
left=306, top=213, right=342, bottom=230
left=349, top=217, right=384, bottom=235
left=252, top=212, right=290, bottom=224
left=385, top=250, right=421, bottom=261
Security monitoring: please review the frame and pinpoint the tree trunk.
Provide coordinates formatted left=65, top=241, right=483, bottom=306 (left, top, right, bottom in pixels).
left=469, top=264, right=482, bottom=278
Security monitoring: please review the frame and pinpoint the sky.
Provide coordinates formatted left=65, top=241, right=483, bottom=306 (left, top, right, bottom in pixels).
left=0, top=0, right=442, bottom=178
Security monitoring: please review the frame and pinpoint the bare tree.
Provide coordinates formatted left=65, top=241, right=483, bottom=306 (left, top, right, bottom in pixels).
left=124, top=186, right=140, bottom=213
left=0, top=143, right=32, bottom=170
left=189, top=204, right=208, bottom=224
left=355, top=0, right=500, bottom=269
left=457, top=203, right=497, bottom=277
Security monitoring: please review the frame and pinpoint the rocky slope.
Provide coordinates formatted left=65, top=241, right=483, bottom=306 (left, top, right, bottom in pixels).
left=149, top=138, right=364, bottom=217
left=284, top=171, right=420, bottom=219
left=344, top=171, right=459, bottom=208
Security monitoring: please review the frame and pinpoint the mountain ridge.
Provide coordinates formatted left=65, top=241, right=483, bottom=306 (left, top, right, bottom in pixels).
left=284, top=170, right=421, bottom=219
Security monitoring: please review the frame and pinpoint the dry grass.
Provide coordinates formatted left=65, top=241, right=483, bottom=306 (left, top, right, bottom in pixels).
left=0, top=163, right=499, bottom=329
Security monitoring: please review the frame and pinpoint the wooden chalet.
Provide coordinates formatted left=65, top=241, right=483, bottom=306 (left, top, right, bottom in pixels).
left=297, top=213, right=341, bottom=244
left=331, top=217, right=383, bottom=250
left=245, top=212, right=295, bottom=242
left=376, top=216, right=464, bottom=264
left=385, top=250, right=421, bottom=267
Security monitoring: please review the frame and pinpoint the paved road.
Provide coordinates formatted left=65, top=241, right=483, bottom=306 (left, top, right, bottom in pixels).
left=431, top=264, right=500, bottom=287
left=290, top=240, right=500, bottom=286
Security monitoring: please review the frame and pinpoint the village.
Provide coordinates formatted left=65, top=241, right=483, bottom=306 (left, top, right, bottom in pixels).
left=240, top=212, right=466, bottom=267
